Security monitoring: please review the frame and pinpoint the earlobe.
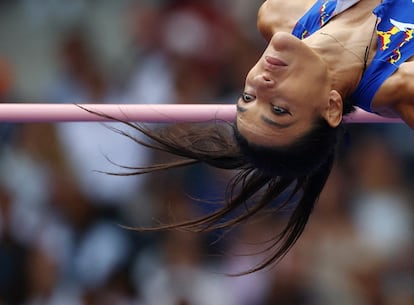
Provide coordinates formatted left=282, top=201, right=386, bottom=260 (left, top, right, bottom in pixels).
left=323, top=90, right=343, bottom=128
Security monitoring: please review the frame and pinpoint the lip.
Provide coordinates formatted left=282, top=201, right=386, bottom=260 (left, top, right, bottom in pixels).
left=265, top=55, right=287, bottom=66
left=264, top=55, right=287, bottom=68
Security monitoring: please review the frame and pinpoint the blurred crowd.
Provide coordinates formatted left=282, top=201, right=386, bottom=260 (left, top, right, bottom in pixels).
left=0, top=1, right=413, bottom=304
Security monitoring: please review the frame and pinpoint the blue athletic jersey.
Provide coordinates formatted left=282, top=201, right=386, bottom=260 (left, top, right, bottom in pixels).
left=292, top=0, right=338, bottom=39
left=292, top=0, right=360, bottom=38
left=292, top=0, right=414, bottom=113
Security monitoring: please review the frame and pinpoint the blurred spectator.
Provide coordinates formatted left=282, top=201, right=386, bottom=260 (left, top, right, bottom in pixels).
left=0, top=57, right=14, bottom=100
left=0, top=57, right=19, bottom=146
left=0, top=1, right=413, bottom=305
left=220, top=215, right=282, bottom=305
left=134, top=187, right=235, bottom=305
left=46, top=29, right=150, bottom=206
left=124, top=0, right=261, bottom=105
left=347, top=132, right=413, bottom=261
left=50, top=29, right=109, bottom=103
left=0, top=185, right=29, bottom=304
left=298, top=165, right=384, bottom=305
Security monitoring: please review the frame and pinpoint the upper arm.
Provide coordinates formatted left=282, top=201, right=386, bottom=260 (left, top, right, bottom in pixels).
left=395, top=62, right=414, bottom=128
left=373, top=61, right=414, bottom=127
left=257, top=0, right=316, bottom=41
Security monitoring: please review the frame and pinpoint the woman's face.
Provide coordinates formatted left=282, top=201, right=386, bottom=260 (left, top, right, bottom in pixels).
left=236, top=32, right=342, bottom=147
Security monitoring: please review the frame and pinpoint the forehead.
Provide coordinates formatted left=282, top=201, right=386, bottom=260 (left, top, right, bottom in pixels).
left=236, top=108, right=313, bottom=147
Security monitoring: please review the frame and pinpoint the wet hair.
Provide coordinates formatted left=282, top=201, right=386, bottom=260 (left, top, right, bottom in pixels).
left=93, top=105, right=346, bottom=273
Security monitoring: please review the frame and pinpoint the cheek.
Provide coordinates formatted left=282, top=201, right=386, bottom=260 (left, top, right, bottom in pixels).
left=237, top=109, right=258, bottom=127
left=280, top=84, right=324, bottom=118
left=245, top=60, right=262, bottom=80
left=290, top=73, right=324, bottom=102
left=236, top=115, right=260, bottom=143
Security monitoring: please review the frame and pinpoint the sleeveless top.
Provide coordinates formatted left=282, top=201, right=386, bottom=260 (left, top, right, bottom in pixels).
left=292, top=0, right=414, bottom=113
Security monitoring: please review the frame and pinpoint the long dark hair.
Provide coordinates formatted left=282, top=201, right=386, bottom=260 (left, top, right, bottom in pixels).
left=92, top=105, right=343, bottom=272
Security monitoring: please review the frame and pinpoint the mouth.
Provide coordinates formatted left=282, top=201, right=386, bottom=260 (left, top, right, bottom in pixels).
left=265, top=55, right=287, bottom=67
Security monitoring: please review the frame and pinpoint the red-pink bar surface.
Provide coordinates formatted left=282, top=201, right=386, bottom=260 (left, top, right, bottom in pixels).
left=0, top=103, right=403, bottom=123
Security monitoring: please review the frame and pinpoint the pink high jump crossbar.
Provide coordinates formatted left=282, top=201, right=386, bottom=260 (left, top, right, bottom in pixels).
left=0, top=103, right=403, bottom=123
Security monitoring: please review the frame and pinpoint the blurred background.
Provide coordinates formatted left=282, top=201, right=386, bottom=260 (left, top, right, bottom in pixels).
left=0, top=0, right=413, bottom=304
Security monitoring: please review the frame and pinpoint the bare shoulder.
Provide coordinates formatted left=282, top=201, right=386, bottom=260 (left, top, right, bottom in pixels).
left=372, top=60, right=414, bottom=127
left=257, top=0, right=316, bottom=41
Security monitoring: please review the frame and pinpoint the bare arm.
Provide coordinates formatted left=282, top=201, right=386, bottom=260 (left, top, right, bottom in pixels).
left=372, top=60, right=414, bottom=128
left=257, top=0, right=316, bottom=41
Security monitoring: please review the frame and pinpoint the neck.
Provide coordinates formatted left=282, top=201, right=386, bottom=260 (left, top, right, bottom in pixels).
left=305, top=33, right=368, bottom=98
left=301, top=0, right=380, bottom=98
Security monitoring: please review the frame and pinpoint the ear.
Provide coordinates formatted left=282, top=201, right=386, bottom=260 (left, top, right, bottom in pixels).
left=322, top=90, right=343, bottom=128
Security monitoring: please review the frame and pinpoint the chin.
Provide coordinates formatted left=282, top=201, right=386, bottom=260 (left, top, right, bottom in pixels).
left=270, top=32, right=299, bottom=52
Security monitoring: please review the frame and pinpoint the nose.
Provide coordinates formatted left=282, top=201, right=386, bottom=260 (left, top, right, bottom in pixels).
left=253, top=74, right=275, bottom=88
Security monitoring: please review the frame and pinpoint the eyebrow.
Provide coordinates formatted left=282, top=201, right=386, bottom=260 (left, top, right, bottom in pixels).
left=237, top=104, right=292, bottom=129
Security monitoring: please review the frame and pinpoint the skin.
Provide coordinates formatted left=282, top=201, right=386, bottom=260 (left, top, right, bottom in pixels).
left=236, top=32, right=341, bottom=146
left=237, top=0, right=414, bottom=147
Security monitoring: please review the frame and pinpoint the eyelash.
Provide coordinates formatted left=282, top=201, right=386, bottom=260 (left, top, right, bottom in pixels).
left=241, top=92, right=290, bottom=115
left=241, top=93, right=255, bottom=102
left=272, top=105, right=290, bottom=115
